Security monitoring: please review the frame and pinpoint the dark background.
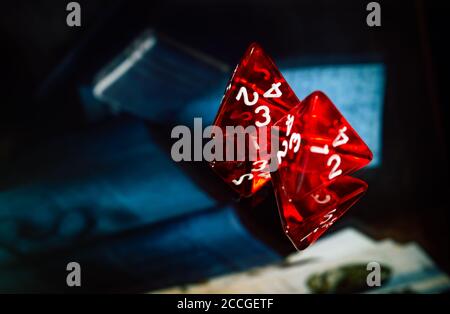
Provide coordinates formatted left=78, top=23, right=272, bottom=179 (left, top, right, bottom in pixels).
left=0, top=0, right=449, bottom=291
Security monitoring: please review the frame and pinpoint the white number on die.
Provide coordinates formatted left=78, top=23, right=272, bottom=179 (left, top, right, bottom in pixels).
left=263, top=82, right=282, bottom=98
left=236, top=86, right=259, bottom=106
left=289, top=133, right=301, bottom=153
left=311, top=193, right=331, bottom=204
left=232, top=173, right=254, bottom=185
left=332, top=126, right=349, bottom=148
left=277, top=140, right=289, bottom=164
left=254, top=105, right=271, bottom=127
left=251, top=160, right=268, bottom=172
left=327, top=154, right=342, bottom=180
left=310, top=144, right=329, bottom=155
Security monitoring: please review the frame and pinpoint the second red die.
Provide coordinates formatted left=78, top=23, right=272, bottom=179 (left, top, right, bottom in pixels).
left=271, top=91, right=373, bottom=249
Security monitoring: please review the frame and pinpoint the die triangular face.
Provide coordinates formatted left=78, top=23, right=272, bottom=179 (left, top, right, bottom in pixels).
left=273, top=91, right=373, bottom=199
left=273, top=175, right=368, bottom=250
left=213, top=42, right=301, bottom=129
left=295, top=91, right=373, bottom=170
left=209, top=43, right=301, bottom=197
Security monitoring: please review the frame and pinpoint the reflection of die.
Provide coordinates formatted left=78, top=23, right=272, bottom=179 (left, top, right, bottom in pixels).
left=210, top=43, right=301, bottom=197
left=271, top=91, right=373, bottom=250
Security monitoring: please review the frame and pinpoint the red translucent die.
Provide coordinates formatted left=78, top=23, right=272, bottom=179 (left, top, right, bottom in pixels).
left=209, top=43, right=301, bottom=197
left=271, top=91, right=373, bottom=250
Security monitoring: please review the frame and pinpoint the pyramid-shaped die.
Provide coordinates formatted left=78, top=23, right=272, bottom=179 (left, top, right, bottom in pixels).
left=210, top=43, right=301, bottom=197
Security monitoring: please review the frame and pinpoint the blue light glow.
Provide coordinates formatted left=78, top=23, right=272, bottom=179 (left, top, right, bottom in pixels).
left=281, top=63, right=385, bottom=167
